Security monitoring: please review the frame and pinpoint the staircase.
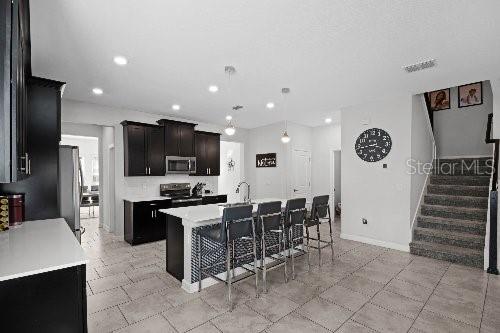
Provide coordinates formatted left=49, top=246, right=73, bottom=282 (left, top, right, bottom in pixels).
left=410, top=157, right=492, bottom=268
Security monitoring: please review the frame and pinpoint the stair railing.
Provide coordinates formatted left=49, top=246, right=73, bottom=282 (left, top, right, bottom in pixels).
left=485, top=113, right=499, bottom=275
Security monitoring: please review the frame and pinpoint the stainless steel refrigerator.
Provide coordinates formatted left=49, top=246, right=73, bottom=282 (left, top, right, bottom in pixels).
left=59, top=145, right=83, bottom=242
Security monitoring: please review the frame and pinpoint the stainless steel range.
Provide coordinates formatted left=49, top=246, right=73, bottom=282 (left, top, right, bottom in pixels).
left=160, top=183, right=202, bottom=207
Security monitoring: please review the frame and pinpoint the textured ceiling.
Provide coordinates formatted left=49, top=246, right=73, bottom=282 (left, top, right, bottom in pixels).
left=30, top=0, right=500, bottom=128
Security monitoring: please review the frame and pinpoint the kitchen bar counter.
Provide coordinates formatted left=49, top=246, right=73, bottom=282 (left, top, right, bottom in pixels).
left=0, top=218, right=87, bottom=281
left=160, top=198, right=303, bottom=293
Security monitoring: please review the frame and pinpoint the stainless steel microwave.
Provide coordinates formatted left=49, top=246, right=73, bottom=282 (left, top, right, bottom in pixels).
left=166, top=156, right=196, bottom=174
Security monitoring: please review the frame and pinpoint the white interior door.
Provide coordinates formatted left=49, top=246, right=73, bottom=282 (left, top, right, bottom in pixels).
left=291, top=149, right=311, bottom=201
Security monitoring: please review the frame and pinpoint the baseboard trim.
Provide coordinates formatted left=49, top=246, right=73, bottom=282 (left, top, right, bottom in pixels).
left=340, top=233, right=410, bottom=252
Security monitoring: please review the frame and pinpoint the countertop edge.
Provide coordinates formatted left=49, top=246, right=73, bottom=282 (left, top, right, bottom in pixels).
left=0, top=260, right=88, bottom=282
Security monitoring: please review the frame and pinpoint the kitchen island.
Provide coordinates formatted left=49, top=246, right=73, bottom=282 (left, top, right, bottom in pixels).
left=160, top=198, right=304, bottom=293
left=0, top=218, right=88, bottom=332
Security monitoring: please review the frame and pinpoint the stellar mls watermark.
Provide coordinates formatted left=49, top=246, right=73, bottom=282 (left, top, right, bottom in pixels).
left=407, top=158, right=494, bottom=175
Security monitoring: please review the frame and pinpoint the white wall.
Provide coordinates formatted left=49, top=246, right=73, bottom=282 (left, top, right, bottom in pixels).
left=410, top=95, right=435, bottom=234
left=433, top=81, right=493, bottom=158
left=218, top=141, right=244, bottom=202
left=62, top=99, right=249, bottom=235
left=492, top=78, right=500, bottom=139
left=311, top=123, right=341, bottom=201
left=61, top=135, right=99, bottom=188
left=244, top=121, right=313, bottom=200
left=341, top=96, right=413, bottom=251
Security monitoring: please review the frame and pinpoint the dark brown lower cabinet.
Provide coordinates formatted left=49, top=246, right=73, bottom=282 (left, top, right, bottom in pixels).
left=124, top=199, right=171, bottom=245
left=0, top=265, right=87, bottom=333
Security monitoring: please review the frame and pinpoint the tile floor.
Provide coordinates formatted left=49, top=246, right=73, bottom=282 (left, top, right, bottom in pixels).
left=82, top=218, right=500, bottom=333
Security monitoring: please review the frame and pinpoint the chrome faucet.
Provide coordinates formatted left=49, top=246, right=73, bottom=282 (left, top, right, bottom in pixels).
left=236, top=181, right=251, bottom=203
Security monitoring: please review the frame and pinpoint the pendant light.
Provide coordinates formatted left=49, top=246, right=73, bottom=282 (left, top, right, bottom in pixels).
left=224, top=66, right=236, bottom=136
left=281, top=87, right=291, bottom=143
left=224, top=114, right=236, bottom=136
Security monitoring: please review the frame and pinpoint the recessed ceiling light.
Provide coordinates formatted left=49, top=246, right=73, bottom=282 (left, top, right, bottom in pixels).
left=113, top=56, right=128, bottom=66
left=208, top=85, right=219, bottom=93
left=225, top=115, right=232, bottom=121
left=92, top=87, right=103, bottom=95
left=266, top=102, right=275, bottom=109
left=172, top=104, right=181, bottom=111
left=325, top=118, right=332, bottom=124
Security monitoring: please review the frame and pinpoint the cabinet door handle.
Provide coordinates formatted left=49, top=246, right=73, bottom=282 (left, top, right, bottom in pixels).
left=28, top=157, right=31, bottom=175
left=146, top=167, right=148, bottom=175
left=151, top=210, right=154, bottom=218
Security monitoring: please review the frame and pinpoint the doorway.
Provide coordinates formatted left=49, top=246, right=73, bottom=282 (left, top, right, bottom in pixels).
left=60, top=135, right=100, bottom=221
left=218, top=141, right=245, bottom=202
left=291, top=149, right=312, bottom=201
left=330, top=149, right=341, bottom=220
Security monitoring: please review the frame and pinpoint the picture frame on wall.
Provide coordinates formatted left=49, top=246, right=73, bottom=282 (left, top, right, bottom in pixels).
left=458, top=82, right=483, bottom=108
left=256, top=153, right=276, bottom=168
left=427, top=88, right=450, bottom=111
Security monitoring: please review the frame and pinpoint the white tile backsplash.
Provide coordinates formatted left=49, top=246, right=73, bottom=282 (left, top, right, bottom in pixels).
left=122, top=175, right=219, bottom=199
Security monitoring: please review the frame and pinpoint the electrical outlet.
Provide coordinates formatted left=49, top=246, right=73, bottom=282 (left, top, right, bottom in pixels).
left=362, top=218, right=368, bottom=224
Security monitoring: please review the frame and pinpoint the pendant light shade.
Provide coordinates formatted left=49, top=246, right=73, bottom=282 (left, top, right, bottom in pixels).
left=281, top=87, right=291, bottom=144
left=281, top=130, right=291, bottom=143
left=224, top=65, right=237, bottom=136
left=225, top=121, right=236, bottom=136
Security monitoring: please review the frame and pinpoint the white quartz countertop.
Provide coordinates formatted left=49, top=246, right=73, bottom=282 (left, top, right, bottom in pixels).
left=0, top=218, right=87, bottom=282
left=160, top=198, right=286, bottom=228
left=123, top=196, right=172, bottom=203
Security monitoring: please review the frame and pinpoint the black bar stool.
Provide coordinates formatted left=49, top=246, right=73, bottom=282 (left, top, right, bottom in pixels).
left=304, top=195, right=334, bottom=267
left=284, top=198, right=307, bottom=280
left=255, top=201, right=285, bottom=293
left=197, top=205, right=258, bottom=309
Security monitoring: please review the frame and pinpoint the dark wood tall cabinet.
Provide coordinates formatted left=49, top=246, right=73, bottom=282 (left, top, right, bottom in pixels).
left=121, top=121, right=165, bottom=176
left=157, top=119, right=196, bottom=157
left=0, top=77, right=65, bottom=220
left=194, top=131, right=220, bottom=176
left=1, top=0, right=31, bottom=183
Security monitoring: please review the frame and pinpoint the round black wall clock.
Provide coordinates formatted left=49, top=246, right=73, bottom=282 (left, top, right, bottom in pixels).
left=355, top=128, right=392, bottom=162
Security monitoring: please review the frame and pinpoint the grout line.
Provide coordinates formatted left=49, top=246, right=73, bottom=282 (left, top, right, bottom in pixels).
left=333, top=249, right=407, bottom=332
left=478, top=274, right=489, bottom=330
left=406, top=263, right=450, bottom=331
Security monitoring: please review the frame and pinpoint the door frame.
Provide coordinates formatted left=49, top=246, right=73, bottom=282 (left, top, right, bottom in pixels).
left=291, top=149, right=312, bottom=202
left=329, top=149, right=341, bottom=220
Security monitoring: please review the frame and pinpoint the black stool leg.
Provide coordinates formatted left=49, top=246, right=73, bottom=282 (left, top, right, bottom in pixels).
left=252, top=233, right=259, bottom=297
left=290, top=227, right=295, bottom=280
left=282, top=228, right=288, bottom=283
left=328, top=217, right=334, bottom=262
left=305, top=226, right=311, bottom=269
left=226, top=236, right=232, bottom=310
left=317, top=222, right=322, bottom=267
left=197, top=234, right=202, bottom=292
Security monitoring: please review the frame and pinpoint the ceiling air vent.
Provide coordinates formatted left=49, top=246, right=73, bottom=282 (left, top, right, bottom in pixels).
left=403, top=59, right=436, bottom=73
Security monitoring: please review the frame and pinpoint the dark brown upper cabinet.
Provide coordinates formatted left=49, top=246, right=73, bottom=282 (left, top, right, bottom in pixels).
left=157, top=119, right=196, bottom=157
left=194, top=131, right=220, bottom=176
left=1, top=0, right=32, bottom=183
left=121, top=121, right=165, bottom=176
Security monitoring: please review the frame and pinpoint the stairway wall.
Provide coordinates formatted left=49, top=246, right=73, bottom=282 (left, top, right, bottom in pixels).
left=433, top=81, right=493, bottom=158
left=410, top=94, right=435, bottom=228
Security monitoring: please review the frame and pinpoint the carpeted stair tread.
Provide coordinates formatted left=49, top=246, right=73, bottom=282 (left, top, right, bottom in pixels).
left=417, top=215, right=486, bottom=235
left=430, top=175, right=490, bottom=186
left=409, top=240, right=483, bottom=268
left=432, top=165, right=492, bottom=176
left=436, top=157, right=492, bottom=166
left=421, top=204, right=487, bottom=221
left=427, top=184, right=489, bottom=197
left=413, top=227, right=484, bottom=249
left=423, top=194, right=488, bottom=209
